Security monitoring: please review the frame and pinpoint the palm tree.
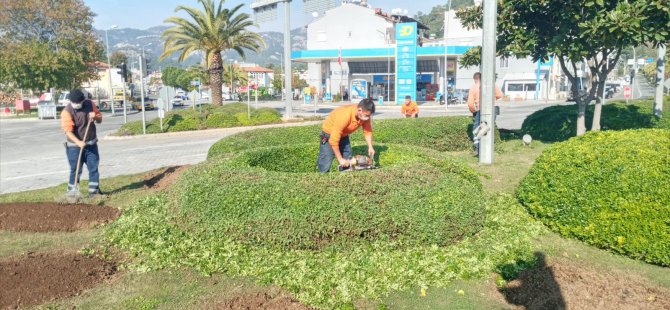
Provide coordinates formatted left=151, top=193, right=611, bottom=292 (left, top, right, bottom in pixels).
left=222, top=63, right=247, bottom=99
left=159, top=0, right=265, bottom=105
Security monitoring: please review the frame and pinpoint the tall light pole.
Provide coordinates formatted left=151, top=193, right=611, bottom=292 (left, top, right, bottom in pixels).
left=443, top=0, right=452, bottom=107
left=386, top=22, right=393, bottom=102
left=479, top=0, right=497, bottom=164
left=282, top=0, right=293, bottom=118
left=654, top=45, right=666, bottom=117
left=141, top=43, right=152, bottom=98
left=105, top=25, right=118, bottom=116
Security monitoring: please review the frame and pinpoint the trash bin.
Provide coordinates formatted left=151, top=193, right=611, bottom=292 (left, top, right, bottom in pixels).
left=38, top=103, right=58, bottom=120
left=378, top=96, right=383, bottom=105
left=14, top=100, right=30, bottom=114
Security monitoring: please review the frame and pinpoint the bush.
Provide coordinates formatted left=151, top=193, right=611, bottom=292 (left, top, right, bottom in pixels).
left=516, top=129, right=670, bottom=266
left=521, top=100, right=670, bottom=142
left=114, top=103, right=282, bottom=135
left=180, top=144, right=484, bottom=250
left=204, top=112, right=238, bottom=128
left=208, top=116, right=497, bottom=158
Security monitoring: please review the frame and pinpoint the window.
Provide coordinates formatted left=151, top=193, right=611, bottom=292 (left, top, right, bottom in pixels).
left=524, top=83, right=537, bottom=91
left=507, top=83, right=523, bottom=91
left=500, top=58, right=509, bottom=68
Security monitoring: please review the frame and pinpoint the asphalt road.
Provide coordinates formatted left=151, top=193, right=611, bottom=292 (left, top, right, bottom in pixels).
left=0, top=100, right=561, bottom=194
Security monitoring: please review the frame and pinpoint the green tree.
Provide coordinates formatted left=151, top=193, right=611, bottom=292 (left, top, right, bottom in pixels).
left=159, top=0, right=265, bottom=105
left=223, top=64, right=247, bottom=98
left=414, top=0, right=474, bottom=37
left=0, top=0, right=103, bottom=92
left=109, top=51, right=127, bottom=67
left=272, top=68, right=283, bottom=94
left=457, top=0, right=670, bottom=135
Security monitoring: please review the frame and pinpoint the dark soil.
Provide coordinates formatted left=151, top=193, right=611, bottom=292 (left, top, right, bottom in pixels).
left=0, top=252, right=117, bottom=309
left=216, top=292, right=313, bottom=310
left=143, top=165, right=189, bottom=190
left=496, top=255, right=670, bottom=310
left=0, top=203, right=120, bottom=232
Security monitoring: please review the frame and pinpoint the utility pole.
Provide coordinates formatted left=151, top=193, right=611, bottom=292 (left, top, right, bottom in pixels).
left=283, top=0, right=293, bottom=118
left=139, top=55, right=146, bottom=135
left=655, top=45, right=666, bottom=117
left=479, top=0, right=497, bottom=164
left=105, top=25, right=118, bottom=116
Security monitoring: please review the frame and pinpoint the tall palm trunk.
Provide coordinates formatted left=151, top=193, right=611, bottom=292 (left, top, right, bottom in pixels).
left=210, top=52, right=223, bottom=105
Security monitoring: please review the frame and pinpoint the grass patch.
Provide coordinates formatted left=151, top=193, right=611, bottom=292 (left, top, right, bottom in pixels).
left=115, top=103, right=282, bottom=136
left=0, top=230, right=98, bottom=259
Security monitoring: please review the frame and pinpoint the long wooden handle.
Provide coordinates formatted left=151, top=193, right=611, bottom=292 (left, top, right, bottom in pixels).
left=72, top=119, right=94, bottom=189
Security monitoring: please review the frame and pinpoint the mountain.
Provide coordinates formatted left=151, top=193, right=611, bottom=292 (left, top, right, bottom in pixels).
left=96, top=26, right=307, bottom=70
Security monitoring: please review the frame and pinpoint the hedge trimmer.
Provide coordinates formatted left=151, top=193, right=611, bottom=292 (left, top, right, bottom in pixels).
left=338, top=155, right=378, bottom=172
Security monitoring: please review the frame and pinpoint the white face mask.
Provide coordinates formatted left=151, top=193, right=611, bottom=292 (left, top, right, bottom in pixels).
left=359, top=115, right=370, bottom=121
left=71, top=103, right=82, bottom=110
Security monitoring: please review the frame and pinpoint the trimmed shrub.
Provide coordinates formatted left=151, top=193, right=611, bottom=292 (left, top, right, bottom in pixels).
left=521, top=100, right=670, bottom=142
left=180, top=144, right=485, bottom=250
left=204, top=113, right=238, bottom=128
left=208, top=116, right=497, bottom=158
left=115, top=103, right=282, bottom=135
left=517, top=129, right=670, bottom=266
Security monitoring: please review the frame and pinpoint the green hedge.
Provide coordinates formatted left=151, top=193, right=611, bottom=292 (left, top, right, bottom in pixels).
left=208, top=116, right=498, bottom=158
left=115, top=103, right=282, bottom=135
left=517, top=129, right=670, bottom=266
left=179, top=144, right=484, bottom=250
left=521, top=100, right=670, bottom=142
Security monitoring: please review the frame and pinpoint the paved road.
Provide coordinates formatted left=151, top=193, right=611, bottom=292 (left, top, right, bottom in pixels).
left=0, top=100, right=561, bottom=194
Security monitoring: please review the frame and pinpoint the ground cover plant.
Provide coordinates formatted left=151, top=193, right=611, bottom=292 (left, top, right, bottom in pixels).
left=520, top=99, right=670, bottom=142
left=116, top=103, right=282, bottom=135
left=207, top=116, right=499, bottom=158
left=517, top=129, right=670, bottom=266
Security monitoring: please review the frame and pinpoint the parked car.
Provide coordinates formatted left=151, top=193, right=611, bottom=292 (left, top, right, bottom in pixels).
left=132, top=98, right=155, bottom=110
left=171, top=95, right=185, bottom=106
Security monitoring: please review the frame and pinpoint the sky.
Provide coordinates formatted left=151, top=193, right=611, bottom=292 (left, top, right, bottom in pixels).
left=85, top=0, right=446, bottom=32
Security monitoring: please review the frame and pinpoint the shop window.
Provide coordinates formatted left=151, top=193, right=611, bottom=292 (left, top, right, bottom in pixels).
left=507, top=83, right=523, bottom=92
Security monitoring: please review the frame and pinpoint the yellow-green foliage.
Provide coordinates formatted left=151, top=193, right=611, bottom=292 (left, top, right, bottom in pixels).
left=517, top=129, right=670, bottom=266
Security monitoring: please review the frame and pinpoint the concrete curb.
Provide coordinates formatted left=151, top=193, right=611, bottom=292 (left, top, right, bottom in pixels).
left=101, top=120, right=322, bottom=141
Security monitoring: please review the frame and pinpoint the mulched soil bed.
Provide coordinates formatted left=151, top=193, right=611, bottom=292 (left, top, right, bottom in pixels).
left=495, top=257, right=670, bottom=310
left=0, top=203, right=120, bottom=232
left=216, top=292, right=313, bottom=310
left=0, top=252, right=117, bottom=309
left=143, top=165, right=190, bottom=191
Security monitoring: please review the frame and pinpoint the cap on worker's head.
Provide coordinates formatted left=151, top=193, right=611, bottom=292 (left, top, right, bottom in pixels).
left=68, top=89, right=86, bottom=103
left=405, top=95, right=411, bottom=100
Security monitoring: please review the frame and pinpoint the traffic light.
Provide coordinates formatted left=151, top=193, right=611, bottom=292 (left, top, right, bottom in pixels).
left=116, top=63, right=128, bottom=81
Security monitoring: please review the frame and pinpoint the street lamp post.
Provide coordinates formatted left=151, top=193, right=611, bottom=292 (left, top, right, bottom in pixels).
left=141, top=43, right=152, bottom=98
left=105, top=25, right=118, bottom=116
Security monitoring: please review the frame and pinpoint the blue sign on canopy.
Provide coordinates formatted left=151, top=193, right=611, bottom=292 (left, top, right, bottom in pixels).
left=395, top=22, right=417, bottom=104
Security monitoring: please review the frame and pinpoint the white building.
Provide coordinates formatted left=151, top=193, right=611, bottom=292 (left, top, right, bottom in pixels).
left=293, top=2, right=566, bottom=103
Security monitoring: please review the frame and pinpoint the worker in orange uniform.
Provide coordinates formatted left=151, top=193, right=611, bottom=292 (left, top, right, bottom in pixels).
left=401, top=95, right=419, bottom=118
left=61, top=89, right=104, bottom=197
left=467, top=72, right=503, bottom=155
left=318, top=98, right=375, bottom=172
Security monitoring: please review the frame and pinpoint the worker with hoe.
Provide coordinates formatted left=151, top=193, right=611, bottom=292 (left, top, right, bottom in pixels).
left=400, top=95, right=419, bottom=118
left=61, top=89, right=104, bottom=198
left=318, top=98, right=375, bottom=172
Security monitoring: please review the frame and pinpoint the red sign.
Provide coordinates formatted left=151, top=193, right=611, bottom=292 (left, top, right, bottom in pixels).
left=623, top=86, right=632, bottom=99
